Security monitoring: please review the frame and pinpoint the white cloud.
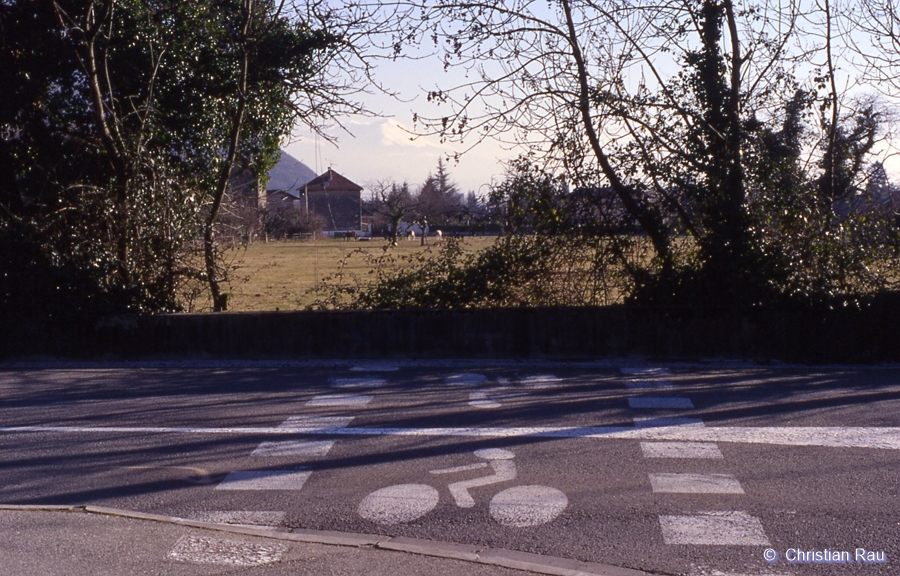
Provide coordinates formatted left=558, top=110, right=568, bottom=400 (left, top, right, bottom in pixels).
left=380, top=120, right=442, bottom=149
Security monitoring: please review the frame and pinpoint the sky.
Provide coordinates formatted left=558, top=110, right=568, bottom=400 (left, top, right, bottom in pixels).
left=281, top=3, right=900, bottom=198
left=283, top=48, right=521, bottom=198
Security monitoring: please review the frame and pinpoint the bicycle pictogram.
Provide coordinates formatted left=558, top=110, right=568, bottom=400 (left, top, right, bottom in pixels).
left=357, top=448, right=567, bottom=528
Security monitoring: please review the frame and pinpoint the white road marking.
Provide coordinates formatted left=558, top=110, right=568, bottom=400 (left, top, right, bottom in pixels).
left=358, top=484, right=439, bottom=525
left=649, top=473, right=744, bottom=494
left=447, top=456, right=516, bottom=508
left=473, top=448, right=516, bottom=460
left=621, top=367, right=671, bottom=375
left=641, top=441, right=724, bottom=459
left=306, top=394, right=373, bottom=407
left=278, top=416, right=355, bottom=430
left=633, top=417, right=706, bottom=428
left=629, top=396, right=695, bottom=409
left=489, top=485, right=569, bottom=528
left=181, top=511, right=285, bottom=528
left=626, top=380, right=675, bottom=390
left=659, top=511, right=770, bottom=545
left=469, top=387, right=530, bottom=408
left=430, top=462, right=489, bottom=475
left=216, top=469, right=312, bottom=491
left=519, top=374, right=562, bottom=389
left=469, top=390, right=502, bottom=409
left=251, top=440, right=335, bottom=457
left=6, top=424, right=900, bottom=448
left=169, top=535, right=287, bottom=566
left=329, top=377, right=386, bottom=389
left=445, top=373, right=488, bottom=386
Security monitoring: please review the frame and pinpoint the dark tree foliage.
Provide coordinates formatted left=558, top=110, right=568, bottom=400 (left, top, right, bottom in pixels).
left=0, top=0, right=340, bottom=334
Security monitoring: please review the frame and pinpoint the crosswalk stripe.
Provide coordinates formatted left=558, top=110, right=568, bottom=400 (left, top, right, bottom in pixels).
left=251, top=439, right=335, bottom=457
left=649, top=473, right=744, bottom=494
left=640, top=441, right=724, bottom=459
left=659, top=511, right=770, bottom=545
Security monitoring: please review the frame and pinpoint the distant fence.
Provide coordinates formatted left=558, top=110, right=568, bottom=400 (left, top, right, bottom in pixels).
left=5, top=301, right=900, bottom=362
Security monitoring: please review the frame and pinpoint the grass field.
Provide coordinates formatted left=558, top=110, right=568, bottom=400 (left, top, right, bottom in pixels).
left=224, top=236, right=497, bottom=311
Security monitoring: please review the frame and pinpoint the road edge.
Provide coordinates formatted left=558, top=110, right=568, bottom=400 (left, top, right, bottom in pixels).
left=0, top=504, right=652, bottom=576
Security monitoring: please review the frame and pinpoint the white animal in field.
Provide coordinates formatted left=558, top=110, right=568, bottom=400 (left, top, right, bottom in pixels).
left=436, top=230, right=443, bottom=240
left=407, top=230, right=416, bottom=240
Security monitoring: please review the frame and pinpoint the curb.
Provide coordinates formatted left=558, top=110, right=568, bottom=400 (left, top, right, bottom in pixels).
left=0, top=504, right=652, bottom=576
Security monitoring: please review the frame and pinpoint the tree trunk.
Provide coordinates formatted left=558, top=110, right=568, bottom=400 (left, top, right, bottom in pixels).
left=203, top=0, right=254, bottom=312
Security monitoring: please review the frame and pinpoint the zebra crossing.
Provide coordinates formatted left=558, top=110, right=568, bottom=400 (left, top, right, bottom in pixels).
left=624, top=367, right=791, bottom=576
left=155, top=364, right=825, bottom=574
left=170, top=375, right=385, bottom=566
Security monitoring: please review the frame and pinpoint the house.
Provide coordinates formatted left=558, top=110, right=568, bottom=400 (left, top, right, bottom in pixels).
left=264, top=166, right=366, bottom=237
left=297, top=168, right=364, bottom=236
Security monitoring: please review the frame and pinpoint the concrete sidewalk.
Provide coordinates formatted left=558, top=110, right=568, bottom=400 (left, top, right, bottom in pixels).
left=0, top=506, right=649, bottom=576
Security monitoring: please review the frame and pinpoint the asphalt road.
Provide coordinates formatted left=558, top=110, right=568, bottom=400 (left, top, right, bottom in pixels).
left=1, top=360, right=899, bottom=575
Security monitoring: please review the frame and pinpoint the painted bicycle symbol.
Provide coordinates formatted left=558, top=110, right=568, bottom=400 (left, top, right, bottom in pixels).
left=357, top=448, right=567, bottom=528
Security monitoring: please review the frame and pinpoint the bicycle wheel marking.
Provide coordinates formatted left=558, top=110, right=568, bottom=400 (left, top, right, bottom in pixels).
left=358, top=484, right=439, bottom=525
left=489, top=485, right=568, bottom=528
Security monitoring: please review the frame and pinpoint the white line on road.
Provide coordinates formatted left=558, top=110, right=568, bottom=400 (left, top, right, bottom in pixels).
left=659, top=511, right=770, bottom=545
left=5, top=424, right=900, bottom=448
left=306, top=394, right=373, bottom=406
left=633, top=417, right=705, bottom=428
left=641, top=441, right=724, bottom=459
left=629, top=397, right=695, bottom=409
left=649, top=473, right=745, bottom=494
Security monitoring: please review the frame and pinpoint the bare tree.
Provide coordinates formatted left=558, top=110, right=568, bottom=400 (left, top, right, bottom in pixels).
left=396, top=0, right=892, bottom=304
left=368, top=179, right=420, bottom=246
